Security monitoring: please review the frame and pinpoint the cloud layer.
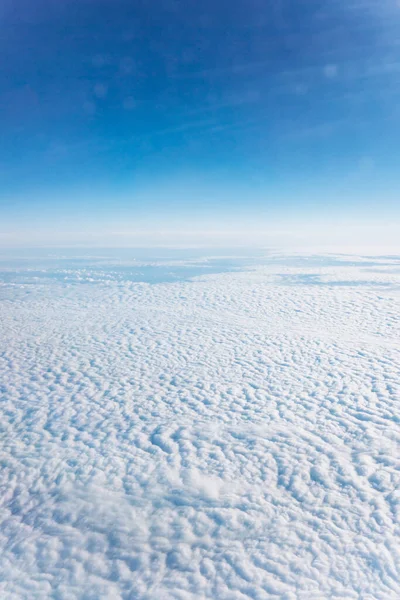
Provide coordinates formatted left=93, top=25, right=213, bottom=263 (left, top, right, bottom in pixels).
left=0, top=255, right=399, bottom=598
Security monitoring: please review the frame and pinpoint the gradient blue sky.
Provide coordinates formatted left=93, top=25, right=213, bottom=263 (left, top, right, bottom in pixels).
left=1, top=0, right=400, bottom=247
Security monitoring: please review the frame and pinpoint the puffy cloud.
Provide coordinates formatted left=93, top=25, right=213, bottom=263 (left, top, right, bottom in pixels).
left=0, top=255, right=399, bottom=598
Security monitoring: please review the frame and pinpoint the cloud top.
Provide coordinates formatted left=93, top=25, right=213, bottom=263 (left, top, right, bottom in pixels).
left=0, top=254, right=399, bottom=598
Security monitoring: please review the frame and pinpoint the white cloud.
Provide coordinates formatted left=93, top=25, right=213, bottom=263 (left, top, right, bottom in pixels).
left=0, top=255, right=399, bottom=598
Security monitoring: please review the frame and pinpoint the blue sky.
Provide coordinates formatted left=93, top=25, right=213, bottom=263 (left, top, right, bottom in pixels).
left=1, top=0, right=400, bottom=247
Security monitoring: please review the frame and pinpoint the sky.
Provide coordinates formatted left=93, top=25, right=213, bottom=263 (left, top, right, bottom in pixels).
left=1, top=0, right=400, bottom=248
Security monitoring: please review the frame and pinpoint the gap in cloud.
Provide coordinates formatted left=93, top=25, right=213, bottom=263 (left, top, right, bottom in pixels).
left=0, top=249, right=399, bottom=287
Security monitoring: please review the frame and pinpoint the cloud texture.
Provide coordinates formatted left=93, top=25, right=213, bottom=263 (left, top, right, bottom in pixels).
left=0, top=256, right=399, bottom=598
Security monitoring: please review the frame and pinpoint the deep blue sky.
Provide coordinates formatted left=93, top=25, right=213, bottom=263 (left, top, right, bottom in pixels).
left=1, top=0, right=400, bottom=246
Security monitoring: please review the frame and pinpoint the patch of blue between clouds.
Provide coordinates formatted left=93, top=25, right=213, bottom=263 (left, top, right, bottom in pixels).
left=0, top=249, right=399, bottom=286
